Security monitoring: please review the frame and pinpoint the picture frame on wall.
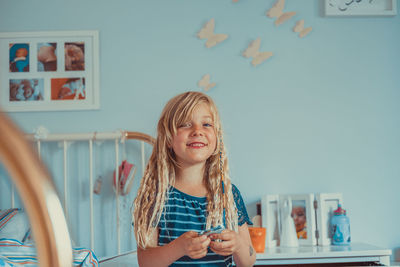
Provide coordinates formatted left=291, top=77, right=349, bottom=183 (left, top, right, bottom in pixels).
left=261, top=194, right=280, bottom=248
left=280, top=193, right=317, bottom=246
left=0, top=30, right=99, bottom=112
left=324, top=0, right=397, bottom=16
left=315, top=193, right=343, bottom=246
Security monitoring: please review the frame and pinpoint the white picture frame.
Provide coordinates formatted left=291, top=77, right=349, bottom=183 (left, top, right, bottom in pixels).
left=0, top=30, right=100, bottom=112
left=261, top=195, right=280, bottom=248
left=315, top=193, right=343, bottom=246
left=280, top=193, right=317, bottom=246
left=324, top=0, right=397, bottom=16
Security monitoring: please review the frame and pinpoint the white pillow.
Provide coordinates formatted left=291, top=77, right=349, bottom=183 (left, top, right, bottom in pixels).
left=0, top=208, right=30, bottom=242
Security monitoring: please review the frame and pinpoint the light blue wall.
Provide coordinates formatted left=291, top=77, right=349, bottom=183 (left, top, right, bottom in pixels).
left=1, top=0, right=400, bottom=260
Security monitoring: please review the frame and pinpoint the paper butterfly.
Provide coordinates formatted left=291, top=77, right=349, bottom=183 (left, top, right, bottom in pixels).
left=242, top=38, right=273, bottom=67
left=197, top=18, right=228, bottom=48
left=266, top=0, right=296, bottom=26
left=293, top=19, right=312, bottom=38
left=198, top=74, right=216, bottom=91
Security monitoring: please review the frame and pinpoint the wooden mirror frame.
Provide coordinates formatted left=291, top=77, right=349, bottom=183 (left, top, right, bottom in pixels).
left=0, top=111, right=72, bottom=267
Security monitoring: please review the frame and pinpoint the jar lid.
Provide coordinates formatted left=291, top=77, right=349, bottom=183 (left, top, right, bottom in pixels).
left=334, top=204, right=346, bottom=215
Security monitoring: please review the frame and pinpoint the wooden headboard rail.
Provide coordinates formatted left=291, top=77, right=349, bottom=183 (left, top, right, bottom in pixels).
left=0, top=112, right=73, bottom=267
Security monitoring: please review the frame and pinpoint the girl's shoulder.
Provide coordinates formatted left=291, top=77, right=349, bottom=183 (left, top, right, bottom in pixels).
left=231, top=183, right=240, bottom=194
left=231, top=183, right=243, bottom=204
left=230, top=183, right=253, bottom=226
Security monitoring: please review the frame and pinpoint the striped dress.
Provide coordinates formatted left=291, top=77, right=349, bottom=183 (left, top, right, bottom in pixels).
left=158, top=184, right=252, bottom=267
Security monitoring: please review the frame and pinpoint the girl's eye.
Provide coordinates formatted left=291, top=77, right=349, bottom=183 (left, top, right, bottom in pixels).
left=180, top=122, right=192, bottom=128
left=203, top=123, right=213, bottom=127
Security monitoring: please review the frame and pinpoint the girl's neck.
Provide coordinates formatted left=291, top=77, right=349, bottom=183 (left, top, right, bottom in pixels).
left=174, top=163, right=208, bottom=197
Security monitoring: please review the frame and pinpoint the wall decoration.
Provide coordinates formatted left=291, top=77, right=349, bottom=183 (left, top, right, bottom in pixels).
left=242, top=38, right=273, bottom=67
left=0, top=30, right=99, bottom=112
left=197, top=74, right=216, bottom=92
left=324, top=0, right=397, bottom=16
left=197, top=18, right=228, bottom=48
left=266, top=0, right=296, bottom=26
left=293, top=19, right=312, bottom=38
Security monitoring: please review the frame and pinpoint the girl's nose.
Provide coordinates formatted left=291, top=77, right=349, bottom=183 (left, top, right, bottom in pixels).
left=191, top=125, right=203, bottom=136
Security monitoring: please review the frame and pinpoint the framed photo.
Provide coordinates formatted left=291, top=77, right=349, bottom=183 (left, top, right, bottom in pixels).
left=261, top=195, right=280, bottom=248
left=315, top=193, right=343, bottom=246
left=324, top=0, right=397, bottom=16
left=0, top=31, right=99, bottom=112
left=280, top=193, right=317, bottom=246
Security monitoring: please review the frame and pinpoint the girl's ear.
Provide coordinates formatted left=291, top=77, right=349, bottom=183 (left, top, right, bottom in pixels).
left=166, top=140, right=175, bottom=154
left=166, top=139, right=172, bottom=149
left=212, top=140, right=219, bottom=155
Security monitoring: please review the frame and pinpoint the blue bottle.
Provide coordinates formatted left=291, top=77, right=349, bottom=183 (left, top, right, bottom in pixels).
left=331, top=204, right=351, bottom=245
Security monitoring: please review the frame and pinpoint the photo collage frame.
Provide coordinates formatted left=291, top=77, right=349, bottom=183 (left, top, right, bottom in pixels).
left=0, top=31, right=99, bottom=112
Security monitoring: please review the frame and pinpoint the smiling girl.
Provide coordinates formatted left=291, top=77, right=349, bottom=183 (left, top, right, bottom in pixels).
left=133, top=91, right=256, bottom=267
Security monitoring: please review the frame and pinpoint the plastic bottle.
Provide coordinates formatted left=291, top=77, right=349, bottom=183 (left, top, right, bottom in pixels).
left=331, top=204, right=351, bottom=245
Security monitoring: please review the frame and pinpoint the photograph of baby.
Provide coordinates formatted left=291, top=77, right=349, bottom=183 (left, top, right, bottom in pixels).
left=291, top=200, right=307, bottom=239
left=51, top=77, right=86, bottom=100
left=65, top=42, right=85, bottom=71
left=9, top=43, right=30, bottom=72
left=37, top=42, right=57, bottom=72
left=9, top=79, right=44, bottom=101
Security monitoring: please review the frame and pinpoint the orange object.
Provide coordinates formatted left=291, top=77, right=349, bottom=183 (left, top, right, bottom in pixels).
left=249, top=227, right=266, bottom=253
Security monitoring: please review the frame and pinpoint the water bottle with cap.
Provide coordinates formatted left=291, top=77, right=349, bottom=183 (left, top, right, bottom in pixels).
left=331, top=204, right=351, bottom=245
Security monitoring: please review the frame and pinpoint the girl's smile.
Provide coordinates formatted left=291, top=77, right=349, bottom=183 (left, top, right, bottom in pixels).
left=187, top=141, right=207, bottom=148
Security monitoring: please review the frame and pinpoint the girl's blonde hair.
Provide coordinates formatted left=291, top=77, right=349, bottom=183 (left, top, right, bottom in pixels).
left=133, top=91, right=238, bottom=249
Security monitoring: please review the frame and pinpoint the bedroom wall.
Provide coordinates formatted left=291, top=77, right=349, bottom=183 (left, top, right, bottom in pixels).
left=1, top=0, right=399, bottom=260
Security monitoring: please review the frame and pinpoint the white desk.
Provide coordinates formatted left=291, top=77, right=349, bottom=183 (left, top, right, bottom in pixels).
left=256, top=243, right=392, bottom=266
left=100, top=243, right=392, bottom=266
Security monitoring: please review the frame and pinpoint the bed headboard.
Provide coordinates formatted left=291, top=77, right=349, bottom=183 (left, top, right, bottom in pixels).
left=2, top=123, right=155, bottom=261
left=0, top=111, right=156, bottom=263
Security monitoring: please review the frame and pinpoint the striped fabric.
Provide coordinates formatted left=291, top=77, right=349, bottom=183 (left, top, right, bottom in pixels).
left=0, top=209, right=19, bottom=232
left=0, top=209, right=30, bottom=243
left=0, top=238, right=99, bottom=267
left=158, top=184, right=252, bottom=267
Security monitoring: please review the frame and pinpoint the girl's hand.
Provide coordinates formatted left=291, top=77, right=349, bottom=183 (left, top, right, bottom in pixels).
left=209, top=230, right=241, bottom=256
left=177, top=231, right=211, bottom=259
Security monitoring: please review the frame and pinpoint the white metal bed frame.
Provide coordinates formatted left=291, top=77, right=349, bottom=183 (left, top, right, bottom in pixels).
left=4, top=127, right=155, bottom=258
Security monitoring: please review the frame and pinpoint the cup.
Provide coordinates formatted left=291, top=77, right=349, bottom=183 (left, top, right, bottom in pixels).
left=249, top=227, right=266, bottom=253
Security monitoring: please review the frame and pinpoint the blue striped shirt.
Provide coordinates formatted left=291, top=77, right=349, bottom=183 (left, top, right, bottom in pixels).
left=158, top=184, right=252, bottom=267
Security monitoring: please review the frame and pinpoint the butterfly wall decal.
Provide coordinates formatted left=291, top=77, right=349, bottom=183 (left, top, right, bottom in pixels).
left=242, top=38, right=273, bottom=67
left=197, top=18, right=228, bottom=48
left=266, top=0, right=296, bottom=26
left=293, top=19, right=312, bottom=38
left=198, top=74, right=216, bottom=91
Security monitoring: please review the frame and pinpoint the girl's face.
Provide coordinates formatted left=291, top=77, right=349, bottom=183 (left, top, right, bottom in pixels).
left=171, top=103, right=217, bottom=168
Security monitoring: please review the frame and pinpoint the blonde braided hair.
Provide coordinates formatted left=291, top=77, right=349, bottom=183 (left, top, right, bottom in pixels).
left=133, top=91, right=238, bottom=249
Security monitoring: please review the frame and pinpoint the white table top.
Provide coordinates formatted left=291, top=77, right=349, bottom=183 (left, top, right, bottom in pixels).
left=99, top=243, right=392, bottom=266
left=256, top=242, right=391, bottom=260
